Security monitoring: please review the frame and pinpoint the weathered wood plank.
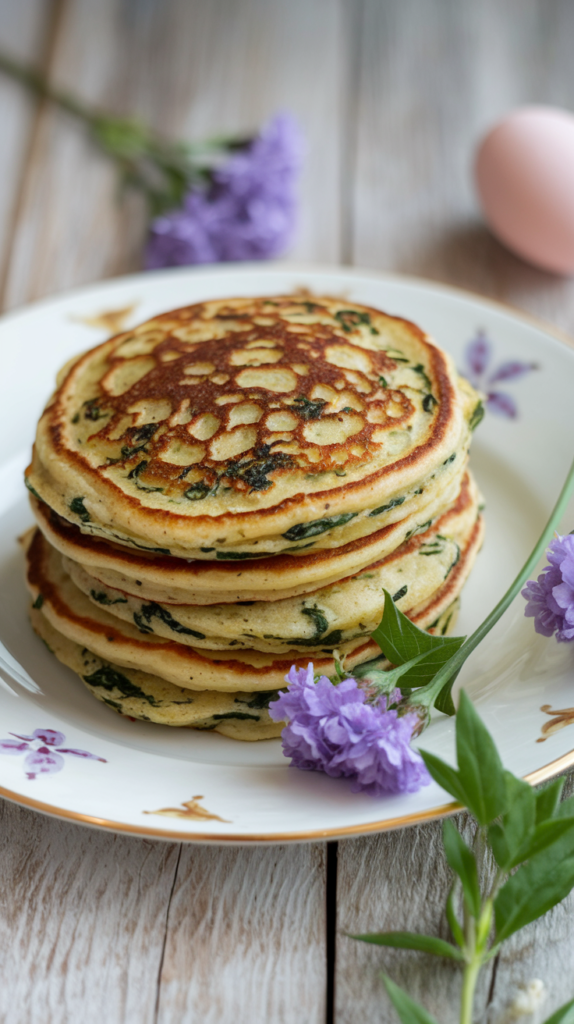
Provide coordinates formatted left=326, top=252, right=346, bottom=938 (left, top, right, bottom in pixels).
left=156, top=843, right=326, bottom=1024
left=3, top=0, right=347, bottom=310
left=335, top=816, right=493, bottom=1024
left=336, top=0, right=574, bottom=1020
left=0, top=804, right=326, bottom=1024
left=0, top=799, right=180, bottom=1024
left=0, top=0, right=52, bottom=304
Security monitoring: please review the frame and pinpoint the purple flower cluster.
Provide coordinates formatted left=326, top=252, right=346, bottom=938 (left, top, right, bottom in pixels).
left=145, top=113, right=303, bottom=268
left=523, top=534, right=574, bottom=641
left=0, top=728, right=106, bottom=779
left=268, top=664, right=430, bottom=797
left=463, top=331, right=537, bottom=419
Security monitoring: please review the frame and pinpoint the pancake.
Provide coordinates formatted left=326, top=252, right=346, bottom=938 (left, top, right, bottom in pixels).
left=29, top=455, right=467, bottom=602
left=26, top=295, right=481, bottom=558
left=30, top=609, right=283, bottom=740
left=28, top=423, right=472, bottom=561
left=25, top=511, right=483, bottom=691
left=30, top=598, right=461, bottom=737
left=25, top=526, right=380, bottom=690
left=23, top=293, right=486, bottom=741
left=62, top=473, right=480, bottom=653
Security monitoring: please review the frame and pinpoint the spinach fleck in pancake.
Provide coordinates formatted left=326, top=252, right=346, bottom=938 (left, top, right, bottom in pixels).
left=30, top=600, right=461, bottom=737
left=30, top=609, right=283, bottom=740
left=27, top=295, right=480, bottom=558
left=25, top=526, right=381, bottom=691
left=25, top=508, right=483, bottom=692
left=29, top=458, right=466, bottom=602
left=62, top=473, right=480, bottom=653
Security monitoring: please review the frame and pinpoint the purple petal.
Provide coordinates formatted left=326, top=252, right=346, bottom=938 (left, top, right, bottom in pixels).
left=465, top=333, right=491, bottom=378
left=145, top=112, right=304, bottom=269
left=24, top=749, right=64, bottom=779
left=487, top=361, right=538, bottom=385
left=0, top=738, right=29, bottom=755
left=486, top=391, right=517, bottom=418
left=272, top=661, right=430, bottom=796
left=522, top=534, right=574, bottom=642
left=32, top=729, right=65, bottom=746
left=56, top=748, right=107, bottom=762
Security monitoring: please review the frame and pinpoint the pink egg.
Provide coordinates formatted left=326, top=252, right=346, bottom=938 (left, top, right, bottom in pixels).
left=475, top=106, right=574, bottom=275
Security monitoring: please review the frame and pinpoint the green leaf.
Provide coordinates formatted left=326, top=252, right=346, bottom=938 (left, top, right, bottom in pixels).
left=383, top=976, right=440, bottom=1024
left=442, top=819, right=481, bottom=918
left=536, top=778, right=565, bottom=823
left=418, top=751, right=467, bottom=805
left=372, top=590, right=465, bottom=667
left=370, top=593, right=466, bottom=700
left=350, top=931, right=463, bottom=961
left=434, top=676, right=458, bottom=716
left=494, top=836, right=574, bottom=944
left=363, top=651, right=439, bottom=693
left=521, top=817, right=574, bottom=864
left=488, top=772, right=536, bottom=871
left=397, top=645, right=465, bottom=690
left=557, top=794, right=574, bottom=819
left=542, top=998, right=574, bottom=1023
left=445, top=884, right=465, bottom=948
left=455, top=691, right=507, bottom=826
left=92, top=116, right=151, bottom=159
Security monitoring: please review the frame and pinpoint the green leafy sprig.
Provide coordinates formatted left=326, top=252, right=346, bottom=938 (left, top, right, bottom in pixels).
left=0, top=51, right=252, bottom=215
left=356, top=455, right=574, bottom=720
left=350, top=693, right=574, bottom=1024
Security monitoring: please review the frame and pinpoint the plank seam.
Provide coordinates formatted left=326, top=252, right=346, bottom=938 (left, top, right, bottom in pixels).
left=486, top=947, right=500, bottom=1012
left=326, top=840, right=338, bottom=1024
left=153, top=842, right=183, bottom=1024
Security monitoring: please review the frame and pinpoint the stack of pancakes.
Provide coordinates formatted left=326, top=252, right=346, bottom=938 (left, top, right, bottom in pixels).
left=24, top=295, right=484, bottom=741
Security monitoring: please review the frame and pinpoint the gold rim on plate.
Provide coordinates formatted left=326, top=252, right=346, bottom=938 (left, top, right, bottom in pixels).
left=1, top=748, right=573, bottom=843
left=3, top=264, right=574, bottom=842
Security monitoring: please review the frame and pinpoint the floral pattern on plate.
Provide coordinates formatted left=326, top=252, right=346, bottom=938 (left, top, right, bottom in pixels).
left=2, top=264, right=573, bottom=840
left=537, top=705, right=574, bottom=743
left=72, top=303, right=139, bottom=334
left=143, top=796, right=229, bottom=822
left=462, top=331, right=538, bottom=418
left=0, top=729, right=107, bottom=779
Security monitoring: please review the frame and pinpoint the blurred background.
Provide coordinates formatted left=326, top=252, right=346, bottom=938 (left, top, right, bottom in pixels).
left=2, top=0, right=574, bottom=330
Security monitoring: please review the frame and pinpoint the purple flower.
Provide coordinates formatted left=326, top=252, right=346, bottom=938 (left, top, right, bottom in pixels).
left=268, top=664, right=430, bottom=796
left=0, top=728, right=106, bottom=779
left=145, top=113, right=303, bottom=268
left=462, top=331, right=538, bottom=419
left=523, top=534, right=574, bottom=641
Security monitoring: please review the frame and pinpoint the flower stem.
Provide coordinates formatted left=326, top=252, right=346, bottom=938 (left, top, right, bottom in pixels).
left=0, top=50, right=96, bottom=123
left=0, top=51, right=252, bottom=216
left=413, top=454, right=574, bottom=709
left=460, top=955, right=481, bottom=1024
left=0, top=51, right=250, bottom=152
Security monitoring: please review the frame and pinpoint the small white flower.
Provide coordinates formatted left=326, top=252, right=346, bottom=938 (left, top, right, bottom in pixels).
left=495, top=979, right=547, bottom=1023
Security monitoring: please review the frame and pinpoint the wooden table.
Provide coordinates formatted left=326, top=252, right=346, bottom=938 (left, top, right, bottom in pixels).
left=2, top=2, right=574, bottom=1021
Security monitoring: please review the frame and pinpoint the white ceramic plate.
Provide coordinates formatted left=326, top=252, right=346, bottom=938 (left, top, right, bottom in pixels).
left=2, top=263, right=574, bottom=843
